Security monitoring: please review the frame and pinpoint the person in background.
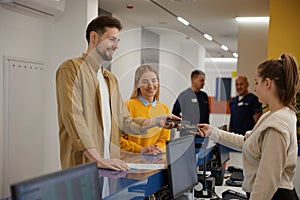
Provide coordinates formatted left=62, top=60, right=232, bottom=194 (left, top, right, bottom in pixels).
left=56, top=16, right=180, bottom=171
left=121, top=65, right=170, bottom=155
left=172, top=70, right=210, bottom=137
left=198, top=54, right=299, bottom=200
left=229, top=76, right=262, bottom=135
left=172, top=70, right=210, bottom=125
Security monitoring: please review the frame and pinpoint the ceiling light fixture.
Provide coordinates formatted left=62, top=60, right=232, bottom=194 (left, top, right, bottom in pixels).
left=203, top=34, right=213, bottom=41
left=177, top=16, right=190, bottom=25
left=221, top=45, right=228, bottom=51
left=205, top=58, right=238, bottom=62
left=235, top=17, right=270, bottom=23
left=233, top=52, right=239, bottom=58
left=150, top=0, right=237, bottom=58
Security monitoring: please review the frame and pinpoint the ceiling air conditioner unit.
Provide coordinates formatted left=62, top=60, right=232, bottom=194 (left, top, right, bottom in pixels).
left=0, top=0, right=65, bottom=18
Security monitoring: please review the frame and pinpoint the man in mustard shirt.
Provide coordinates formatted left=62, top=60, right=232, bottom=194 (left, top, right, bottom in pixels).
left=56, top=16, right=180, bottom=170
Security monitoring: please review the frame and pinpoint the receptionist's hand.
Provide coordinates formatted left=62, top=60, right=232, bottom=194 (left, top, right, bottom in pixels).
left=196, top=123, right=212, bottom=137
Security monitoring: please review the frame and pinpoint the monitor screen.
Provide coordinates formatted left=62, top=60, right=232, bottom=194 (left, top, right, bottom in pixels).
left=214, top=125, right=230, bottom=167
left=11, top=162, right=101, bottom=200
left=166, top=134, right=198, bottom=199
left=216, top=144, right=230, bottom=167
left=195, top=137, right=215, bottom=168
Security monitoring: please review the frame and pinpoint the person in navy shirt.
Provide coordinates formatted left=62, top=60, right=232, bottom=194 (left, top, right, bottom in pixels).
left=229, top=76, right=262, bottom=135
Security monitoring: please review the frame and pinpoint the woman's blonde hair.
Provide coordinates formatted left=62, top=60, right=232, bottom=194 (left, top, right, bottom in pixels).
left=130, top=64, right=160, bottom=100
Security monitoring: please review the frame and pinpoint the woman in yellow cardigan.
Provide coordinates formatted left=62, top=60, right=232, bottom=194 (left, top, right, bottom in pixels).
left=121, top=64, right=170, bottom=155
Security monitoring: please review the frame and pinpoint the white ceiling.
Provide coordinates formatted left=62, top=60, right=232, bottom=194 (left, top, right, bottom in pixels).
left=99, top=0, right=269, bottom=58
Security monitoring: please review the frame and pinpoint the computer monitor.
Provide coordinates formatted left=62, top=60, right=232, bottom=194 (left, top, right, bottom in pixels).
left=166, top=134, right=198, bottom=200
left=196, top=137, right=215, bottom=168
left=10, top=162, right=101, bottom=200
left=214, top=125, right=230, bottom=167
left=215, top=143, right=230, bottom=167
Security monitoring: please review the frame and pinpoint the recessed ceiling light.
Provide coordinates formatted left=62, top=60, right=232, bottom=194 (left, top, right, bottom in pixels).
left=221, top=45, right=228, bottom=51
left=177, top=16, right=189, bottom=26
left=235, top=17, right=270, bottom=23
left=203, top=34, right=213, bottom=41
left=205, top=58, right=238, bottom=62
left=149, top=0, right=237, bottom=58
left=233, top=52, right=239, bottom=58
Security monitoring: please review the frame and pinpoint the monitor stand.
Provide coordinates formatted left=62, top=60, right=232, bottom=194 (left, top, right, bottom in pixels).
left=175, top=189, right=194, bottom=200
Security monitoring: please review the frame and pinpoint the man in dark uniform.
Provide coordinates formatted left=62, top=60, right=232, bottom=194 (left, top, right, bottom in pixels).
left=229, top=76, right=262, bottom=135
left=172, top=70, right=210, bottom=132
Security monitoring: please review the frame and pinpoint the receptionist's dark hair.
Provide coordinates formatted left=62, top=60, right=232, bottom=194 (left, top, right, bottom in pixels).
left=257, top=53, right=299, bottom=109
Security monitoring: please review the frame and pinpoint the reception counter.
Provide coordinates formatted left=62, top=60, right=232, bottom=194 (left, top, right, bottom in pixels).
left=100, top=152, right=167, bottom=199
left=99, top=168, right=166, bottom=199
left=2, top=148, right=211, bottom=200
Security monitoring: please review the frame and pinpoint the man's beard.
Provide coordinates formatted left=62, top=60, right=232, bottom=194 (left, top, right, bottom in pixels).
left=96, top=47, right=113, bottom=61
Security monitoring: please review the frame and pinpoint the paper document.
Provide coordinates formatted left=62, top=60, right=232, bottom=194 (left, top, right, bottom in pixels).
left=126, top=163, right=165, bottom=170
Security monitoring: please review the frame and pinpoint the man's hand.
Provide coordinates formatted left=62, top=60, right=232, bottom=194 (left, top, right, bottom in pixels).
left=97, top=158, right=130, bottom=171
left=84, top=148, right=130, bottom=171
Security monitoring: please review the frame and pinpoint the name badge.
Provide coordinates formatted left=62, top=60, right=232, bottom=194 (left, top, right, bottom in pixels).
left=237, top=102, right=243, bottom=106
left=191, top=98, right=197, bottom=103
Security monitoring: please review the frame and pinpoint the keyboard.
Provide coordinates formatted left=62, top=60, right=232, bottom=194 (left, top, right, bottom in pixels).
left=225, top=166, right=244, bottom=187
left=230, top=171, right=244, bottom=181
left=151, top=185, right=170, bottom=200
left=225, top=179, right=243, bottom=187
left=222, top=189, right=247, bottom=200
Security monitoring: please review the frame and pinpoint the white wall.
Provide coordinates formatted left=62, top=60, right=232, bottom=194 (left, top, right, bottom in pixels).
left=237, top=22, right=269, bottom=92
left=44, top=0, right=97, bottom=173
left=0, top=6, right=49, bottom=197
left=111, top=15, right=142, bottom=100
left=0, top=0, right=98, bottom=197
left=160, top=35, right=188, bottom=109
left=159, top=35, right=206, bottom=109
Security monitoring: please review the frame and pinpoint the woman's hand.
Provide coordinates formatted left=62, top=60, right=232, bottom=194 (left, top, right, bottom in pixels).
left=196, top=123, right=212, bottom=137
left=140, top=145, right=162, bottom=155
